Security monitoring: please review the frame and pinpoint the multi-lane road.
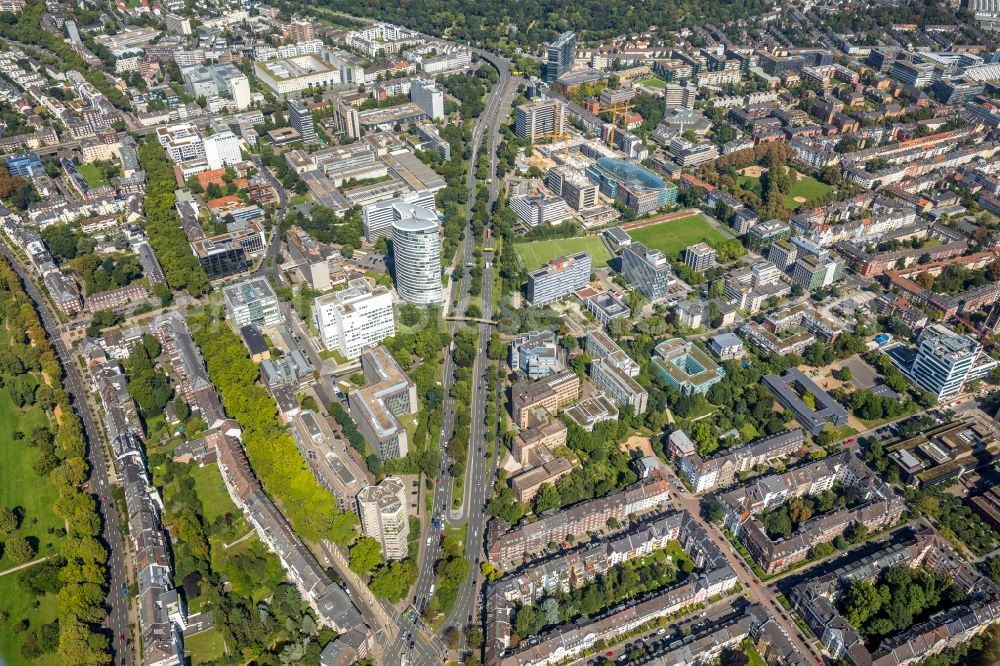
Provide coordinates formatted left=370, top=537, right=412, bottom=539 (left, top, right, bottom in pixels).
left=441, top=52, right=519, bottom=639
left=0, top=246, right=132, bottom=666
left=390, top=50, right=518, bottom=665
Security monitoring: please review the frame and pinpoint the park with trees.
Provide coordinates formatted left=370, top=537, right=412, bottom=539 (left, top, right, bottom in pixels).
left=190, top=308, right=357, bottom=545
left=0, top=256, right=109, bottom=664
left=138, top=140, right=211, bottom=297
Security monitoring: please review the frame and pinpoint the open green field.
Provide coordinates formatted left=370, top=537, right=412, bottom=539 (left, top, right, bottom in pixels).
left=0, top=389, right=62, bottom=570
left=736, top=170, right=832, bottom=210
left=0, top=573, right=62, bottom=666
left=189, top=463, right=234, bottom=526
left=626, top=214, right=730, bottom=258
left=638, top=76, right=667, bottom=89
left=186, top=627, right=226, bottom=665
left=514, top=236, right=613, bottom=271
left=76, top=163, right=108, bottom=188
left=785, top=174, right=832, bottom=209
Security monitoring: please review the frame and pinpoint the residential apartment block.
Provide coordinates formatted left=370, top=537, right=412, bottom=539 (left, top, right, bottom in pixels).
left=720, top=452, right=904, bottom=573
left=485, top=508, right=738, bottom=666
left=486, top=472, right=671, bottom=564
left=348, top=346, right=418, bottom=459
left=511, top=370, right=581, bottom=429
left=357, top=477, right=409, bottom=559
left=792, top=527, right=1000, bottom=666
left=674, top=428, right=805, bottom=493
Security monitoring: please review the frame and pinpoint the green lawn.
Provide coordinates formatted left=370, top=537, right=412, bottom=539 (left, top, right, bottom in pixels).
left=0, top=573, right=62, bottom=666
left=736, top=171, right=832, bottom=210
left=190, top=463, right=235, bottom=526
left=514, top=236, right=613, bottom=271
left=743, top=638, right=767, bottom=666
left=638, top=77, right=667, bottom=89
left=77, top=163, right=109, bottom=189
left=627, top=214, right=730, bottom=258
left=0, top=389, right=63, bottom=570
left=186, top=627, right=226, bottom=664
left=785, top=174, right=832, bottom=209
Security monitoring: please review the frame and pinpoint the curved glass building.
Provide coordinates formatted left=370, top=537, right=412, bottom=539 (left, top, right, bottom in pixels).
left=391, top=203, right=444, bottom=305
left=585, top=157, right=678, bottom=215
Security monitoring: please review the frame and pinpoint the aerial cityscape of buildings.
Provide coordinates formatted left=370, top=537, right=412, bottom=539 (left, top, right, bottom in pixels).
left=5, top=2, right=1000, bottom=666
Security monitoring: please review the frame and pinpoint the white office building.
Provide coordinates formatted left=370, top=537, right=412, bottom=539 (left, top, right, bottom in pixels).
left=222, top=277, right=281, bottom=328
left=227, top=74, right=252, bottom=111
left=391, top=204, right=443, bottom=305
left=313, top=278, right=395, bottom=358
left=410, top=78, right=445, bottom=120
left=509, top=193, right=570, bottom=227
left=907, top=324, right=998, bottom=399
left=362, top=189, right=436, bottom=242
left=203, top=131, right=242, bottom=170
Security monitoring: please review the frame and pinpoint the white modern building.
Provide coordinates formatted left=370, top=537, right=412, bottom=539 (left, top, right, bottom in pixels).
left=288, top=99, right=316, bottom=143
left=357, top=477, right=409, bottom=559
left=313, top=278, right=395, bottom=358
left=391, top=203, right=443, bottom=305
left=410, top=78, right=445, bottom=120
left=254, top=55, right=341, bottom=95
left=222, top=277, right=281, bottom=328
left=509, top=193, right=570, bottom=227
left=203, top=131, right=242, bottom=170
left=362, top=189, right=436, bottom=242
left=906, top=324, right=998, bottom=399
left=156, top=123, right=205, bottom=163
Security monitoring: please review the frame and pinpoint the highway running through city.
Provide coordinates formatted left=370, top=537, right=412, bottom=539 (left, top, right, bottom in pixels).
left=1, top=246, right=133, bottom=666
left=390, top=50, right=518, bottom=665
left=442, top=52, right=519, bottom=641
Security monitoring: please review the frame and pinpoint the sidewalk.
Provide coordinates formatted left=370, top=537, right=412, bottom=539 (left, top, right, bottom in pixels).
left=0, top=555, right=50, bottom=578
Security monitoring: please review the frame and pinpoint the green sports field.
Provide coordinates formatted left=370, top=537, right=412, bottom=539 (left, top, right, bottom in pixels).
left=515, top=236, right=613, bottom=271
left=736, top=170, right=832, bottom=210
left=626, top=214, right=730, bottom=258
left=784, top=174, right=832, bottom=209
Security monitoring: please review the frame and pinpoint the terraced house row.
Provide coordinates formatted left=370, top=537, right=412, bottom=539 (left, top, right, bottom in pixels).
left=720, top=452, right=906, bottom=574
left=485, top=509, right=737, bottom=666
left=486, top=471, right=671, bottom=566
left=792, top=527, right=1000, bottom=666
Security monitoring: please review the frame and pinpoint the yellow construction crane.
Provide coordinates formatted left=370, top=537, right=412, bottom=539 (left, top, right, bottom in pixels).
left=538, top=102, right=572, bottom=160
left=540, top=131, right=573, bottom=160
left=601, top=102, right=634, bottom=149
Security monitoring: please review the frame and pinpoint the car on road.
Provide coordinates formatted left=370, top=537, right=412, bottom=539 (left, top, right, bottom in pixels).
left=753, top=578, right=759, bottom=584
